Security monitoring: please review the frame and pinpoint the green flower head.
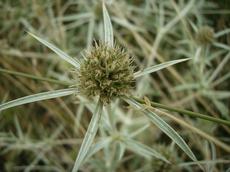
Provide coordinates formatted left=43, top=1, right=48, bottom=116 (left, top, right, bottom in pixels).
left=195, top=26, right=215, bottom=46
left=77, top=43, right=135, bottom=104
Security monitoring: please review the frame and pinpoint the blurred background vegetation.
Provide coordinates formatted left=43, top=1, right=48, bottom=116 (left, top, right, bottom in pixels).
left=0, top=0, right=230, bottom=171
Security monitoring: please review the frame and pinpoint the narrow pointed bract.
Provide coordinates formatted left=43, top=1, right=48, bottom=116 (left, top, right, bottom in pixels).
left=0, top=88, right=76, bottom=112
left=134, top=58, right=191, bottom=78
left=72, top=99, right=103, bottom=172
left=28, top=32, right=81, bottom=68
left=124, top=98, right=197, bottom=162
left=124, top=138, right=169, bottom=163
left=103, top=2, right=114, bottom=47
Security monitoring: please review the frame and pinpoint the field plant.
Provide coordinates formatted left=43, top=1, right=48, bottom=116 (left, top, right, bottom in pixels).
left=0, top=0, right=230, bottom=172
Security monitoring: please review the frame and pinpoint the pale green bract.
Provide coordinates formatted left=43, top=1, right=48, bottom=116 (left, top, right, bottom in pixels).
left=56, top=12, right=92, bottom=22
left=134, top=58, right=191, bottom=78
left=213, top=42, right=230, bottom=51
left=28, top=32, right=81, bottom=69
left=0, top=88, right=76, bottom=112
left=124, top=98, right=198, bottom=162
left=123, top=138, right=169, bottom=163
left=202, top=90, right=230, bottom=99
left=85, top=137, right=112, bottom=160
left=72, top=99, right=103, bottom=172
left=103, top=2, right=114, bottom=47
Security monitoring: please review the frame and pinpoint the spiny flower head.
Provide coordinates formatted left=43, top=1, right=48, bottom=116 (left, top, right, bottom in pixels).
left=77, top=43, right=135, bottom=104
left=195, top=26, right=215, bottom=46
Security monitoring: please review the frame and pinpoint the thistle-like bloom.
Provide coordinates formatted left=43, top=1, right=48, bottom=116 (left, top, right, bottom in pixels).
left=195, top=26, right=215, bottom=46
left=77, top=43, right=134, bottom=104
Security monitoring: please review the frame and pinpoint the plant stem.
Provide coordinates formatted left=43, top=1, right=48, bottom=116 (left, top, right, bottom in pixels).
left=133, top=97, right=230, bottom=127
left=0, top=68, right=72, bottom=86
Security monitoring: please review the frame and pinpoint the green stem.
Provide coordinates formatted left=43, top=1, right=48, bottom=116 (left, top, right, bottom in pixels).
left=133, top=97, right=230, bottom=127
left=0, top=68, right=72, bottom=86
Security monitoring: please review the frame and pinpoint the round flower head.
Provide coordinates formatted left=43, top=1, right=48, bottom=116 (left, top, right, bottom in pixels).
left=195, top=26, right=215, bottom=46
left=77, top=43, right=135, bottom=104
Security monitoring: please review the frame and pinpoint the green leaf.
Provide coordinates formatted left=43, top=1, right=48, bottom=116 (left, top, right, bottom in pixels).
left=202, top=90, right=230, bottom=99
left=115, top=141, right=126, bottom=162
left=28, top=32, right=81, bottom=68
left=56, top=12, right=92, bottom=22
left=212, top=100, right=229, bottom=119
left=213, top=72, right=230, bottom=86
left=0, top=88, right=76, bottom=112
left=102, top=2, right=114, bottom=47
left=213, top=42, right=230, bottom=51
left=208, top=52, right=230, bottom=83
left=124, top=98, right=197, bottom=162
left=112, top=17, right=144, bottom=32
left=179, top=159, right=230, bottom=167
left=173, top=83, right=200, bottom=92
left=215, top=29, right=230, bottom=38
left=123, top=138, right=169, bottom=163
left=14, top=116, right=23, bottom=139
left=85, top=137, right=112, bottom=160
left=72, top=99, right=103, bottom=172
left=134, top=58, right=190, bottom=78
left=130, top=123, right=150, bottom=138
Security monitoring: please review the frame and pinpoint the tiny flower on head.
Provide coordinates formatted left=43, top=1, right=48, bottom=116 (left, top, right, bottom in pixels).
left=195, top=26, right=215, bottom=46
left=76, top=42, right=135, bottom=104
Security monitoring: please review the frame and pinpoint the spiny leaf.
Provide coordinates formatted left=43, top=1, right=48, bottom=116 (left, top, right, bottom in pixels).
left=85, top=137, right=112, bottom=161
left=134, top=58, right=190, bottom=78
left=124, top=138, right=169, bottom=162
left=202, top=90, right=230, bottom=99
left=72, top=99, right=103, bottom=172
left=103, top=2, right=114, bottom=47
left=124, top=98, right=197, bottom=162
left=28, top=32, right=81, bottom=68
left=56, top=12, right=92, bottom=22
left=213, top=42, right=230, bottom=51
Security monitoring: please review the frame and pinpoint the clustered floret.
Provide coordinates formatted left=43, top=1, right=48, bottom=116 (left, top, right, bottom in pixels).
left=77, top=43, right=135, bottom=104
left=195, top=26, right=214, bottom=46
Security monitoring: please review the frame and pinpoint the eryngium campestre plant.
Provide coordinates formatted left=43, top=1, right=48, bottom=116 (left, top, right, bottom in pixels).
left=77, top=43, right=135, bottom=104
left=0, top=3, right=201, bottom=172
